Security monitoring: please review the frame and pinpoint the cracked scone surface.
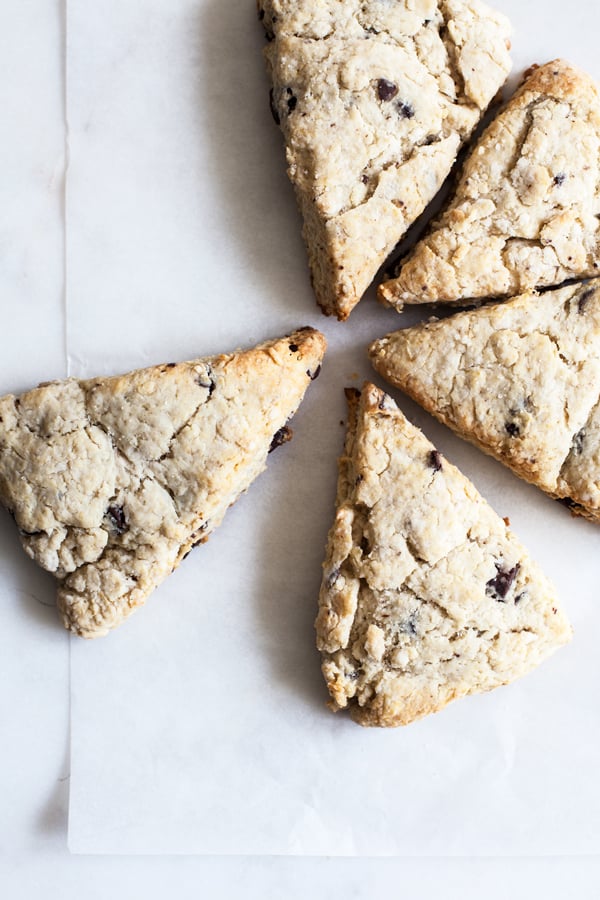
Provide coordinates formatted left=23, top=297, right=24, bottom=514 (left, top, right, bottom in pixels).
left=259, top=0, right=511, bottom=320
left=379, top=60, right=600, bottom=308
left=371, top=280, right=600, bottom=521
left=0, top=328, right=326, bottom=638
left=315, top=383, right=571, bottom=727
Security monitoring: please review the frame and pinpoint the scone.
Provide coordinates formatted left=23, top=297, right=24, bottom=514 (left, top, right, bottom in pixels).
left=259, top=0, right=511, bottom=320
left=370, top=280, right=600, bottom=521
left=315, top=383, right=571, bottom=726
left=379, top=60, right=600, bottom=309
left=0, top=328, right=326, bottom=638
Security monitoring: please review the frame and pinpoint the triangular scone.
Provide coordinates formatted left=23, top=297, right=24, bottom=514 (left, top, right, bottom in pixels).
left=260, top=0, right=511, bottom=320
left=379, top=60, right=600, bottom=310
left=371, top=280, right=600, bottom=521
left=0, top=328, right=326, bottom=638
left=315, top=383, right=571, bottom=727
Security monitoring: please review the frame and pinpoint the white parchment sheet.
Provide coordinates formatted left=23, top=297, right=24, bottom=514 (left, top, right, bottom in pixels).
left=66, top=0, right=600, bottom=854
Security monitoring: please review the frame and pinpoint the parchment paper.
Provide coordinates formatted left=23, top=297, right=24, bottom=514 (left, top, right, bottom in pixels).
left=66, top=0, right=600, bottom=855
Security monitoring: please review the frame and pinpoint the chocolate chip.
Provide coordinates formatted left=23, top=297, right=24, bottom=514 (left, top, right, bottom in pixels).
left=572, top=429, right=586, bottom=455
left=269, top=89, right=280, bottom=125
left=165, top=362, right=176, bottom=369
left=429, top=450, right=443, bottom=472
left=558, top=496, right=578, bottom=510
left=514, top=592, right=526, bottom=605
left=285, top=88, right=297, bottom=113
left=307, top=364, right=321, bottom=381
left=377, top=78, right=398, bottom=102
left=106, top=505, right=128, bottom=535
left=361, top=173, right=369, bottom=184
left=289, top=342, right=299, bottom=353
left=398, top=101, right=415, bottom=119
left=505, top=422, right=520, bottom=437
left=554, top=172, right=566, bottom=186
left=486, top=563, right=520, bottom=601
left=401, top=613, right=418, bottom=636
left=196, top=370, right=215, bottom=396
left=269, top=425, right=292, bottom=452
left=326, top=568, right=341, bottom=588
left=578, top=287, right=595, bottom=313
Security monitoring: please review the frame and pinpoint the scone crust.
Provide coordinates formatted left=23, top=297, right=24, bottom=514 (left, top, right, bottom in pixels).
left=260, top=0, right=511, bottom=319
left=371, top=280, right=600, bottom=521
left=0, top=328, right=326, bottom=637
left=379, top=59, right=600, bottom=308
left=316, top=383, right=571, bottom=726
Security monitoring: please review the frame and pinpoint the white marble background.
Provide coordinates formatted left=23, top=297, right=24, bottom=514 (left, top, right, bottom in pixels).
left=2, top=0, right=600, bottom=894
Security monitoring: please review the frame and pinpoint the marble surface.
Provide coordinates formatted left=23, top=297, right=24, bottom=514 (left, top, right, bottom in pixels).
left=2, top=0, right=600, bottom=894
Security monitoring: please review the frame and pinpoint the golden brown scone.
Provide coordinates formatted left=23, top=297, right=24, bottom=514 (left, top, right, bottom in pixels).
left=259, top=0, right=511, bottom=319
left=379, top=60, right=600, bottom=309
left=316, top=383, right=571, bottom=727
left=370, top=280, right=600, bottom=521
left=0, top=328, right=326, bottom=638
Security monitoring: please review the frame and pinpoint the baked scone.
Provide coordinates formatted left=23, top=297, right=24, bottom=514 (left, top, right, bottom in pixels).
left=379, top=60, right=600, bottom=309
left=259, top=0, right=511, bottom=320
left=0, top=328, right=326, bottom=638
left=316, top=383, right=571, bottom=726
left=370, top=280, right=600, bottom=521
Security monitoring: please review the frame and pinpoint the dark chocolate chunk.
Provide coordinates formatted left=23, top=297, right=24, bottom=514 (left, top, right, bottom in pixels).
left=165, top=362, right=176, bottom=369
left=106, top=505, right=128, bottom=535
left=307, top=364, right=321, bottom=381
left=361, top=173, right=369, bottom=184
left=377, top=78, right=398, bottom=102
left=429, top=450, right=443, bottom=472
left=269, top=425, right=292, bottom=452
left=289, top=342, right=299, bottom=353
left=505, top=422, right=520, bottom=437
left=398, top=101, right=415, bottom=119
left=486, top=563, right=520, bottom=601
left=578, top=287, right=595, bottom=313
left=514, top=592, right=526, bottom=605
left=269, top=88, right=280, bottom=125
left=553, top=172, right=566, bottom=186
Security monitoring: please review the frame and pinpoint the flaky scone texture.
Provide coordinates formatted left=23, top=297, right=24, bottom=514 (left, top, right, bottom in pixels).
left=259, top=0, right=511, bottom=320
left=379, top=60, right=600, bottom=309
left=0, top=328, right=326, bottom=638
left=316, top=383, right=571, bottom=727
left=371, top=280, right=600, bottom=521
